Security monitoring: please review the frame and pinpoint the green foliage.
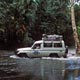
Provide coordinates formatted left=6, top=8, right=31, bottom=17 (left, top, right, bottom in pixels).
left=75, top=4, right=80, bottom=26
left=77, top=21, right=80, bottom=36
left=74, top=4, right=80, bottom=39
left=78, top=25, right=80, bottom=35
left=28, top=0, right=70, bottom=40
left=0, top=0, right=72, bottom=46
left=0, top=0, right=28, bottom=44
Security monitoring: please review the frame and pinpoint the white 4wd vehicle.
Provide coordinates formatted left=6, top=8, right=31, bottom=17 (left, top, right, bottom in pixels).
left=15, top=34, right=68, bottom=58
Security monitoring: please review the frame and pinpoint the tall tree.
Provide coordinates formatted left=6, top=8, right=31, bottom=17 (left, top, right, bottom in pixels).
left=70, top=0, right=80, bottom=53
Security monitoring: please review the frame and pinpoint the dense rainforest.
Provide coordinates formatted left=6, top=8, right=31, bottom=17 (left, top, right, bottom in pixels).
left=0, top=0, right=80, bottom=49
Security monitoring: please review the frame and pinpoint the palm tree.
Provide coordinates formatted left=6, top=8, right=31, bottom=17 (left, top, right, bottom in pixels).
left=70, top=0, right=80, bottom=54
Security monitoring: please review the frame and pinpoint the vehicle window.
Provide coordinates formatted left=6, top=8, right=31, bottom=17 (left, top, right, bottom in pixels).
left=32, top=43, right=41, bottom=49
left=54, top=43, right=62, bottom=48
left=44, top=43, right=52, bottom=47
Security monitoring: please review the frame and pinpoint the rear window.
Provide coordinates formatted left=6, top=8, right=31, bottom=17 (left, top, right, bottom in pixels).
left=54, top=43, right=62, bottom=48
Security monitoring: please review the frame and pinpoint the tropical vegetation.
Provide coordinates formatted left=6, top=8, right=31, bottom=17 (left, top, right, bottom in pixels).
left=0, top=0, right=80, bottom=49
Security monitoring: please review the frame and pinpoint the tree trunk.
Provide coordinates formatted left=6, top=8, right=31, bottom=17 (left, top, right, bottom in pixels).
left=70, top=0, right=80, bottom=54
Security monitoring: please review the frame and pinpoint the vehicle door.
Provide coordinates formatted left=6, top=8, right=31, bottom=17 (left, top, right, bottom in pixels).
left=53, top=42, right=64, bottom=54
left=31, top=43, right=42, bottom=57
left=42, top=41, right=53, bottom=56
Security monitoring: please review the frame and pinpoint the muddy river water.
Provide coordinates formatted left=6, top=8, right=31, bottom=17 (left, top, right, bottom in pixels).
left=0, top=50, right=80, bottom=80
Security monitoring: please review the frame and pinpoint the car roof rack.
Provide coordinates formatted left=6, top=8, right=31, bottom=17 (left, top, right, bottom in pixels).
left=42, top=34, right=63, bottom=41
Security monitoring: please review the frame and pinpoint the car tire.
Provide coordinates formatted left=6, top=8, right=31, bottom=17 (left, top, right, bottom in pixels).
left=49, top=53, right=59, bottom=58
left=18, top=53, right=28, bottom=58
left=63, top=54, right=67, bottom=58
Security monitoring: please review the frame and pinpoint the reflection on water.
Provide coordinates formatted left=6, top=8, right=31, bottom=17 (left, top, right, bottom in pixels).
left=64, top=58, right=80, bottom=80
left=1, top=51, right=80, bottom=80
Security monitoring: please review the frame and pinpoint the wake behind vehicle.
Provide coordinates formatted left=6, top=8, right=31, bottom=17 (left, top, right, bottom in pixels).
left=15, top=34, right=68, bottom=58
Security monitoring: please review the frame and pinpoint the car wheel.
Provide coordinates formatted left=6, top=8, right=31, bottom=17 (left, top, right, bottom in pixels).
left=49, top=53, right=59, bottom=58
left=18, top=53, right=28, bottom=58
left=63, top=54, right=67, bottom=58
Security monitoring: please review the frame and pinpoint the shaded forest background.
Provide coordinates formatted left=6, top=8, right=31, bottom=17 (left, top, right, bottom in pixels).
left=0, top=0, right=80, bottom=49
